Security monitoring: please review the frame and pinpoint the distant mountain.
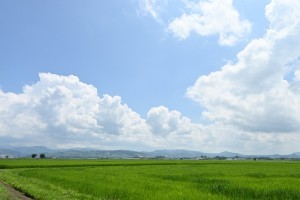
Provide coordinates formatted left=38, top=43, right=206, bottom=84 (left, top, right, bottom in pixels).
left=218, top=151, right=244, bottom=158
left=46, top=150, right=147, bottom=159
left=149, top=149, right=205, bottom=158
left=1, top=146, right=300, bottom=159
left=290, top=152, right=300, bottom=157
left=10, top=146, right=57, bottom=155
left=68, top=147, right=97, bottom=151
left=286, top=153, right=300, bottom=159
left=0, top=148, right=24, bottom=158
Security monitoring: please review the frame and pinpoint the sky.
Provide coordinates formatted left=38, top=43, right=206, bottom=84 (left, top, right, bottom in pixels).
left=1, top=0, right=300, bottom=154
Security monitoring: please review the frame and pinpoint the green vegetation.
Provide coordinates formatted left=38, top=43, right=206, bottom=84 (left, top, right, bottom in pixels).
left=0, top=182, right=16, bottom=200
left=0, top=159, right=300, bottom=200
left=40, top=153, right=46, bottom=159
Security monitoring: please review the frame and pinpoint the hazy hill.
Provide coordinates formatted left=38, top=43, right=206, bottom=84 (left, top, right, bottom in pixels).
left=149, top=149, right=205, bottom=158
left=46, top=150, right=147, bottom=159
left=1, top=146, right=300, bottom=159
left=0, top=148, right=24, bottom=158
left=11, top=146, right=57, bottom=155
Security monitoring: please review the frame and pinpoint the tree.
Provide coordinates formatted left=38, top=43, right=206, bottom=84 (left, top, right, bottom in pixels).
left=40, top=153, right=46, bottom=159
left=31, top=154, right=37, bottom=159
left=5, top=155, right=8, bottom=159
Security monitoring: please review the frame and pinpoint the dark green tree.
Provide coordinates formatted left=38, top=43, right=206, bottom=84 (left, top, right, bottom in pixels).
left=40, top=153, right=46, bottom=159
left=31, top=153, right=37, bottom=158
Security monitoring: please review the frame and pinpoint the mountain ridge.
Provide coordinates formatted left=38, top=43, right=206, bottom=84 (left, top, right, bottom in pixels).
left=1, top=146, right=300, bottom=159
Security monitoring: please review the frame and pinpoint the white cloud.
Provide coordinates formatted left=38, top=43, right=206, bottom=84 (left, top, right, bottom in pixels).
left=167, top=0, right=251, bottom=46
left=1, top=69, right=300, bottom=153
left=0, top=74, right=216, bottom=152
left=137, top=0, right=251, bottom=46
left=295, top=70, right=300, bottom=81
left=97, top=94, right=151, bottom=140
left=187, top=0, right=300, bottom=134
left=0, top=73, right=151, bottom=149
left=138, top=0, right=168, bottom=23
left=25, top=73, right=101, bottom=134
left=146, top=106, right=191, bottom=136
left=146, top=106, right=213, bottom=150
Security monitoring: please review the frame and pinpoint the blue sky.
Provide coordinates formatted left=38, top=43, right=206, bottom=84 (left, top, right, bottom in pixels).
left=1, top=0, right=300, bottom=154
left=0, top=0, right=267, bottom=121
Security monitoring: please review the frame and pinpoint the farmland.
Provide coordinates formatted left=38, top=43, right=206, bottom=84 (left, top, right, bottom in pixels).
left=0, top=159, right=300, bottom=200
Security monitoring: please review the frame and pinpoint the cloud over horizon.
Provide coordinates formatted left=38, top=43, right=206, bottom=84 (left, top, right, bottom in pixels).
left=187, top=0, right=300, bottom=133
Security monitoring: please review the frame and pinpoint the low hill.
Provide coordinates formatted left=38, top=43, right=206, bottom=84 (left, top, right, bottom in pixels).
left=1, top=146, right=300, bottom=159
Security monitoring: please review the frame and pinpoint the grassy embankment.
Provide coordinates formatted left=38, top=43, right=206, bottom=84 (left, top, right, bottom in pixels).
left=0, top=159, right=300, bottom=199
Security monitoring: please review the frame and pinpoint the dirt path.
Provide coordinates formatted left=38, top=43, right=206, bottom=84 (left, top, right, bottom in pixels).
left=0, top=180, right=33, bottom=200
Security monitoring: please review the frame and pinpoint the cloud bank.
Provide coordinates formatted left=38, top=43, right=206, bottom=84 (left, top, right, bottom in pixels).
left=186, top=0, right=300, bottom=152
left=0, top=73, right=152, bottom=150
left=0, top=73, right=213, bottom=151
left=187, top=0, right=300, bottom=133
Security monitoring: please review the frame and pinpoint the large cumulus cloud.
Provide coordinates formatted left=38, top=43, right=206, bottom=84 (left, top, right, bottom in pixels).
left=0, top=73, right=152, bottom=149
left=0, top=73, right=208, bottom=150
left=187, top=0, right=300, bottom=134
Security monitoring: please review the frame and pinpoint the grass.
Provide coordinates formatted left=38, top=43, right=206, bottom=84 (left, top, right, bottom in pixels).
left=0, top=159, right=204, bottom=169
left=0, top=159, right=300, bottom=199
left=0, top=181, right=17, bottom=200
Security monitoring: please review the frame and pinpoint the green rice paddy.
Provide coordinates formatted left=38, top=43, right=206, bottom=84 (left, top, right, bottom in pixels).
left=0, top=159, right=299, bottom=199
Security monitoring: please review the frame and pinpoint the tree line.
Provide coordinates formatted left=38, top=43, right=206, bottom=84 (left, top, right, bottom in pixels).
left=31, top=153, right=46, bottom=159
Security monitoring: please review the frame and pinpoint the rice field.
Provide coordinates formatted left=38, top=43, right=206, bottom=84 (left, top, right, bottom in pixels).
left=0, top=159, right=300, bottom=199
